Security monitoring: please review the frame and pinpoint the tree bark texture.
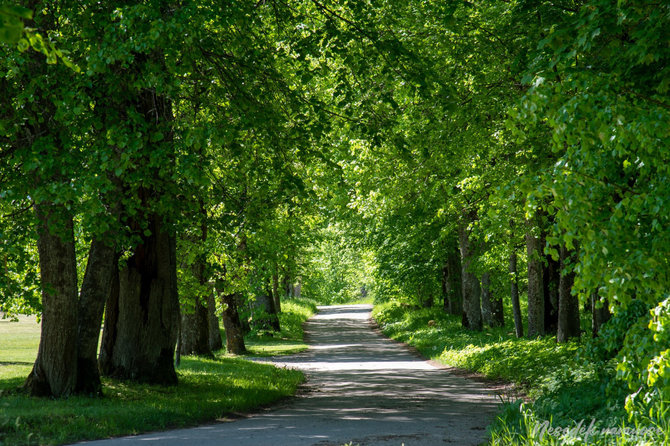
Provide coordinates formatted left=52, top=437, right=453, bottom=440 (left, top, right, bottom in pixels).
left=25, top=204, right=78, bottom=397
left=509, top=250, right=523, bottom=338
left=526, top=226, right=545, bottom=338
left=459, top=224, right=482, bottom=331
left=180, top=260, right=212, bottom=357
left=75, top=238, right=117, bottom=395
left=557, top=245, right=580, bottom=343
left=220, top=292, right=247, bottom=354
left=99, top=216, right=179, bottom=385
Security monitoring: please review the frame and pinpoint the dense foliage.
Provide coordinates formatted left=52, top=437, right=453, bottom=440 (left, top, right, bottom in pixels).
left=1, top=0, right=667, bottom=442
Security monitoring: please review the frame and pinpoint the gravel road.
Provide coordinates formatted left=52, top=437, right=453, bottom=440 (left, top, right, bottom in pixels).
left=78, top=304, right=499, bottom=446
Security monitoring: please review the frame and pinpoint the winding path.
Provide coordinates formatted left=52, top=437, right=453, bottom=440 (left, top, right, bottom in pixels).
left=82, top=304, right=500, bottom=446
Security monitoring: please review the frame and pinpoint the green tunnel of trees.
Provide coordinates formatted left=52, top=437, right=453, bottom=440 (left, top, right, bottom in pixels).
left=0, top=0, right=668, bottom=429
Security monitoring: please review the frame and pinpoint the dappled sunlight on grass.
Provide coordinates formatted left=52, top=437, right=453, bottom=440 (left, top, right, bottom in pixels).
left=244, top=298, right=317, bottom=357
left=0, top=316, right=304, bottom=446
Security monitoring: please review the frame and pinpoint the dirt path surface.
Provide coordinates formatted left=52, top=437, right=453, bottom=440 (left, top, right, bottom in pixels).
left=80, top=304, right=500, bottom=446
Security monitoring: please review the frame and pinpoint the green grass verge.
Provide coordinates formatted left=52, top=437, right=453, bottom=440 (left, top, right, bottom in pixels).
left=372, top=302, right=668, bottom=445
left=0, top=304, right=311, bottom=446
left=245, top=298, right=317, bottom=357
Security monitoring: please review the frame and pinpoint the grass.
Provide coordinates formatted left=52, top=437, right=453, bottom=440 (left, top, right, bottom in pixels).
left=245, top=298, right=317, bottom=356
left=372, top=301, right=668, bottom=445
left=0, top=300, right=317, bottom=446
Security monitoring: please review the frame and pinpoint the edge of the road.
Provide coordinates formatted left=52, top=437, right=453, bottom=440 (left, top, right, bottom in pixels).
left=361, top=305, right=530, bottom=403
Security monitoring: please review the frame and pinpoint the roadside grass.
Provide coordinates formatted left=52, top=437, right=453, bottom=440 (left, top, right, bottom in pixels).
left=372, top=301, right=667, bottom=445
left=0, top=302, right=313, bottom=446
left=244, top=298, right=317, bottom=357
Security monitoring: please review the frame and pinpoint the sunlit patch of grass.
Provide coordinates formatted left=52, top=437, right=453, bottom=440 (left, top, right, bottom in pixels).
left=245, top=298, right=317, bottom=357
left=0, top=314, right=304, bottom=446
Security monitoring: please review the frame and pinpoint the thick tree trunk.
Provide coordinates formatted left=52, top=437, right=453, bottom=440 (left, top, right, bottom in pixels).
left=25, top=204, right=79, bottom=397
left=220, top=291, right=247, bottom=354
left=542, top=249, right=560, bottom=334
left=557, top=245, right=580, bottom=343
left=99, top=216, right=179, bottom=385
left=180, top=298, right=211, bottom=356
left=272, top=272, right=281, bottom=313
left=509, top=250, right=523, bottom=338
left=180, top=260, right=212, bottom=357
left=458, top=224, right=482, bottom=331
left=591, top=294, right=611, bottom=338
left=75, top=238, right=117, bottom=395
left=526, top=225, right=545, bottom=338
left=207, top=289, right=223, bottom=351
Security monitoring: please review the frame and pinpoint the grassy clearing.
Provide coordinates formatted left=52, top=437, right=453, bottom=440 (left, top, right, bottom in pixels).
left=245, top=298, right=317, bottom=356
left=0, top=302, right=314, bottom=446
left=372, top=302, right=668, bottom=445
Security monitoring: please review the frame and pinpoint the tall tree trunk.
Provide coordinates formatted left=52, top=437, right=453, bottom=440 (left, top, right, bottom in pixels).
left=75, top=238, right=117, bottom=395
left=219, top=290, right=247, bottom=355
left=509, top=250, right=523, bottom=338
left=591, top=294, right=611, bottom=338
left=272, top=272, right=281, bottom=313
left=526, top=224, right=545, bottom=338
left=99, top=216, right=179, bottom=385
left=180, top=259, right=212, bottom=357
left=207, top=289, right=222, bottom=351
left=557, top=245, right=580, bottom=343
left=25, top=204, right=78, bottom=397
left=459, top=224, right=482, bottom=331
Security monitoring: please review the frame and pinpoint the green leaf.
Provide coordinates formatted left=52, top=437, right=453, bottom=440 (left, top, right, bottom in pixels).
left=0, top=5, right=33, bottom=19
